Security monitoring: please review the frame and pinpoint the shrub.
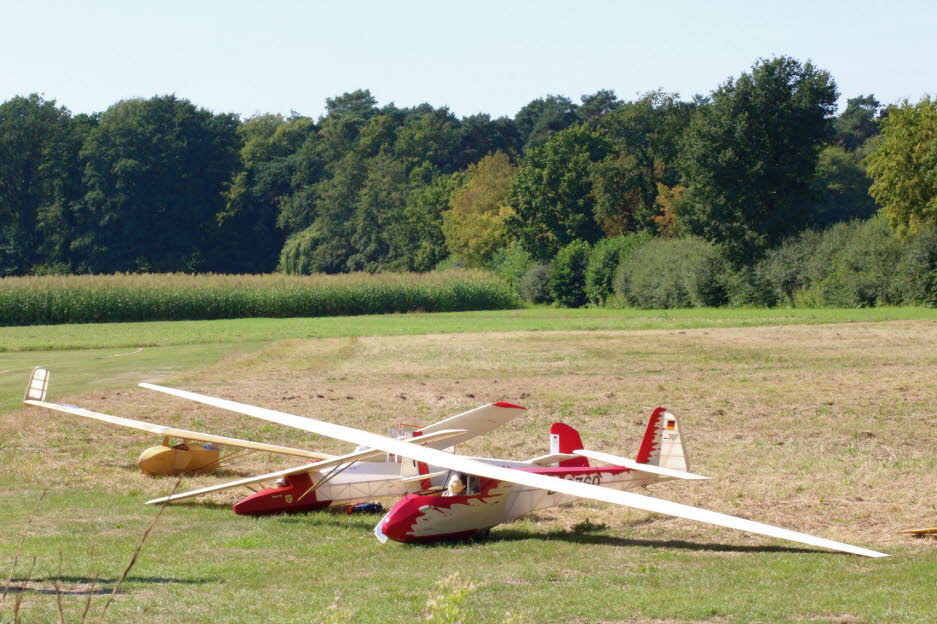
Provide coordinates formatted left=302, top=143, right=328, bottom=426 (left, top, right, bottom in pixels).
left=759, top=230, right=824, bottom=305
left=816, top=218, right=905, bottom=306
left=584, top=233, right=652, bottom=305
left=896, top=227, right=937, bottom=305
left=434, top=256, right=467, bottom=271
left=548, top=240, right=592, bottom=307
left=518, top=263, right=551, bottom=303
left=758, top=218, right=937, bottom=307
left=486, top=245, right=533, bottom=288
left=723, top=265, right=775, bottom=307
left=613, top=238, right=728, bottom=309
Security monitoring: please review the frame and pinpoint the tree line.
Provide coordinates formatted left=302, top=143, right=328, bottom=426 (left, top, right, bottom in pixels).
left=2, top=55, right=935, bottom=297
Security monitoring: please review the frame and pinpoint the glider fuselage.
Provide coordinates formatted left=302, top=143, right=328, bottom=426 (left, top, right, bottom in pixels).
left=137, top=442, right=221, bottom=475
left=378, top=464, right=663, bottom=543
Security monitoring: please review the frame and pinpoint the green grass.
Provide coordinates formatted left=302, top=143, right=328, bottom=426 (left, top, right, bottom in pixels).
left=2, top=306, right=934, bottom=352
left=0, top=490, right=930, bottom=623
left=2, top=309, right=936, bottom=622
left=1, top=307, right=933, bottom=413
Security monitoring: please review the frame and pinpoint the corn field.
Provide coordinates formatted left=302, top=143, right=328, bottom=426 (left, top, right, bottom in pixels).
left=0, top=271, right=520, bottom=326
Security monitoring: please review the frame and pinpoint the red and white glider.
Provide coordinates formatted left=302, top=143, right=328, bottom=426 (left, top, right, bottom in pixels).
left=140, top=382, right=888, bottom=558
left=23, top=367, right=525, bottom=514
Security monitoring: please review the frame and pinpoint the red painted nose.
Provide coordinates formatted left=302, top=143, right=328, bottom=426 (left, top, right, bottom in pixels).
left=380, top=494, right=423, bottom=542
left=232, top=473, right=331, bottom=516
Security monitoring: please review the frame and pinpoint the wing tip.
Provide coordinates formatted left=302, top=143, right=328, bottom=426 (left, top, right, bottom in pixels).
left=492, top=402, right=527, bottom=410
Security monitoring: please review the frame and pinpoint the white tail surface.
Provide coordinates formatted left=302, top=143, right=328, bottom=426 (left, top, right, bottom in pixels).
left=636, top=407, right=689, bottom=472
left=25, top=367, right=49, bottom=402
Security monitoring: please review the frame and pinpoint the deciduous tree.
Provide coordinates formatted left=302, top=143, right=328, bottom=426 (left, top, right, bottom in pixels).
left=866, top=97, right=937, bottom=235
left=506, top=126, right=612, bottom=260
left=678, top=57, right=838, bottom=264
left=76, top=95, right=241, bottom=272
left=442, top=152, right=515, bottom=267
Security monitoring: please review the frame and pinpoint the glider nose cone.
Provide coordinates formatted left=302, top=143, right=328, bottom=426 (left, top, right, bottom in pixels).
left=379, top=495, right=425, bottom=543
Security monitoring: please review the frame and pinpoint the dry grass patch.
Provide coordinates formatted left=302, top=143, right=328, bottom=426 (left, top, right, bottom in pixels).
left=5, top=321, right=935, bottom=549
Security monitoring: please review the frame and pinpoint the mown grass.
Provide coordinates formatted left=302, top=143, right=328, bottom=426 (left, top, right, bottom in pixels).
left=0, top=271, right=519, bottom=325
left=1, top=313, right=936, bottom=622
left=1, top=305, right=934, bottom=352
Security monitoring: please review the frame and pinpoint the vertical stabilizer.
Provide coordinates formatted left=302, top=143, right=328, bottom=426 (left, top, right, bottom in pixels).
left=549, top=422, right=589, bottom=467
left=635, top=407, right=689, bottom=472
left=25, top=367, right=49, bottom=402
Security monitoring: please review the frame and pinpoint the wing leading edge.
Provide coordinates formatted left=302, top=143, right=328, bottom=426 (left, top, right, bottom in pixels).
left=139, top=383, right=887, bottom=558
left=24, top=399, right=334, bottom=460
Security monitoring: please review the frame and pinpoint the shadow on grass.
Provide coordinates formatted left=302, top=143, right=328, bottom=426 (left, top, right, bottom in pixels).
left=486, top=528, right=819, bottom=555
left=132, top=467, right=258, bottom=479
left=396, top=526, right=819, bottom=556
left=147, top=506, right=822, bottom=556
left=5, top=575, right=215, bottom=596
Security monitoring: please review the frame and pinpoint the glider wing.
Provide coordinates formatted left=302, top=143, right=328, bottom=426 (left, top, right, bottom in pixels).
left=24, top=398, right=335, bottom=460
left=23, top=367, right=332, bottom=460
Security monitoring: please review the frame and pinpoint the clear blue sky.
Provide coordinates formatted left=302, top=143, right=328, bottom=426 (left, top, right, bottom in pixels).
left=2, top=0, right=935, bottom=119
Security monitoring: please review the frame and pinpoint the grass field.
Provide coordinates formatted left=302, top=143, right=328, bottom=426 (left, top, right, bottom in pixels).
left=1, top=308, right=935, bottom=623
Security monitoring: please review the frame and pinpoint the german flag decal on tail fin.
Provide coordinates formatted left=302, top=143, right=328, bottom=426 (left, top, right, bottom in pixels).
left=636, top=407, right=689, bottom=473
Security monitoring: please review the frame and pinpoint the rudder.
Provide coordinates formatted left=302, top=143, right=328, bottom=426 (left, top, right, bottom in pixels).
left=549, top=422, right=589, bottom=467
left=635, top=407, right=689, bottom=472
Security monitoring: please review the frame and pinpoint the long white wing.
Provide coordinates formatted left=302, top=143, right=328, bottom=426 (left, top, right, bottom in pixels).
left=24, top=399, right=333, bottom=460
left=140, top=383, right=888, bottom=558
left=415, top=401, right=526, bottom=448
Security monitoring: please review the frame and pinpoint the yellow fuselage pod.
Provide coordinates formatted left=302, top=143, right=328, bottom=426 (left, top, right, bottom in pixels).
left=137, top=443, right=221, bottom=476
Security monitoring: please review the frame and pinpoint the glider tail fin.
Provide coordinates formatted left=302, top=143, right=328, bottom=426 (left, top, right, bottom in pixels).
left=549, top=422, right=589, bottom=468
left=24, top=367, right=50, bottom=402
left=635, top=407, right=689, bottom=472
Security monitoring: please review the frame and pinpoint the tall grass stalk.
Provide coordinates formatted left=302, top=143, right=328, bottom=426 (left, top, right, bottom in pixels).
left=1, top=490, right=46, bottom=615
left=0, top=271, right=519, bottom=326
left=95, top=478, right=182, bottom=624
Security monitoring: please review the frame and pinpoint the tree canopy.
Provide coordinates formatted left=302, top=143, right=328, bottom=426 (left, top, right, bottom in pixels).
left=866, top=97, right=937, bottom=235
left=1, top=55, right=931, bottom=286
left=678, top=56, right=838, bottom=263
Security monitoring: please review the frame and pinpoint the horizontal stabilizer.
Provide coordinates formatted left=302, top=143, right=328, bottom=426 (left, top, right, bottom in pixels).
left=414, top=401, right=526, bottom=448
left=525, top=453, right=579, bottom=466
left=573, top=449, right=709, bottom=480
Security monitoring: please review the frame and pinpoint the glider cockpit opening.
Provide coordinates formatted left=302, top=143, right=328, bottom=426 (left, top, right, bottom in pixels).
left=443, top=472, right=481, bottom=496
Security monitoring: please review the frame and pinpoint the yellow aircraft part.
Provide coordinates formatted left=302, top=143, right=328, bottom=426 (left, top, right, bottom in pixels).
left=137, top=443, right=221, bottom=476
